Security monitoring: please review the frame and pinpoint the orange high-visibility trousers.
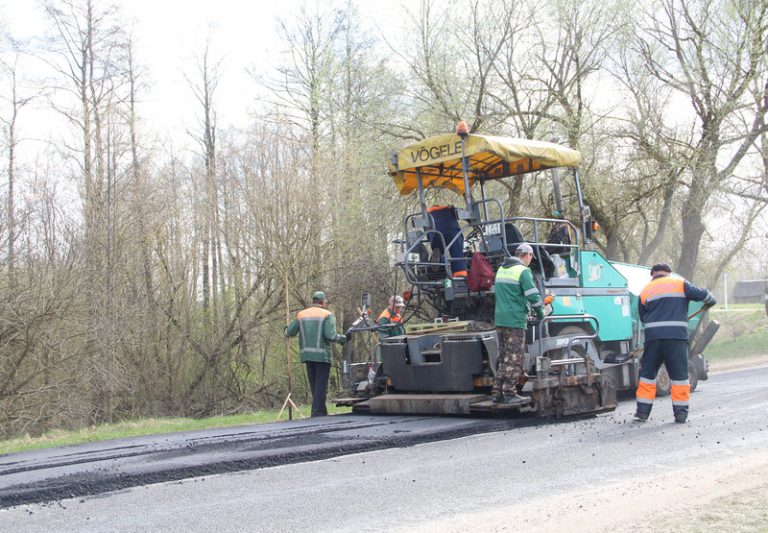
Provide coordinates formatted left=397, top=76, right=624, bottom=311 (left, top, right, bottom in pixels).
left=635, top=339, right=689, bottom=420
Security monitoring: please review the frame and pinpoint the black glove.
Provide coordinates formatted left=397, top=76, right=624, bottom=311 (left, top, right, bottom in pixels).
left=344, top=328, right=353, bottom=339
left=703, top=293, right=717, bottom=307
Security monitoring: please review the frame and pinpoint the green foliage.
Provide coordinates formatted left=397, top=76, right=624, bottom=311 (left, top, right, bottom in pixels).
left=706, top=306, right=768, bottom=360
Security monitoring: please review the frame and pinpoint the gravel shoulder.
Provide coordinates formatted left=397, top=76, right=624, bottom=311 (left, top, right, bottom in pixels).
left=708, top=354, right=768, bottom=373
left=415, top=450, right=768, bottom=532
left=415, top=354, right=768, bottom=532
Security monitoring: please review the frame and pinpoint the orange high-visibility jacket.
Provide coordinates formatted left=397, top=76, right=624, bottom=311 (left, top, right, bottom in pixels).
left=639, top=276, right=713, bottom=341
left=377, top=308, right=405, bottom=338
left=285, top=306, right=345, bottom=363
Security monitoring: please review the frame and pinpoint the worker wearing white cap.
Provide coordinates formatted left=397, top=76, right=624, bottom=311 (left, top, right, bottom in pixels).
left=377, top=295, right=406, bottom=339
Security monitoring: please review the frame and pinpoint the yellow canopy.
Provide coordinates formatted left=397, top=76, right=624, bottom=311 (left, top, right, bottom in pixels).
left=389, top=133, right=582, bottom=196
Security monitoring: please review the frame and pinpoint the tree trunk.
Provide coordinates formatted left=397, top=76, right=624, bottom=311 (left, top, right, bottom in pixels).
left=677, top=198, right=706, bottom=281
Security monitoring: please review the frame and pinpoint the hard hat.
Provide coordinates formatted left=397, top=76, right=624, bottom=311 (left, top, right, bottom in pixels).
left=311, top=291, right=327, bottom=302
left=390, top=295, right=405, bottom=307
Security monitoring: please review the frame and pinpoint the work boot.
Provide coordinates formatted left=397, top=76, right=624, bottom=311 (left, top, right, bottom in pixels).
left=501, top=393, right=527, bottom=405
left=674, top=413, right=688, bottom=424
left=633, top=411, right=649, bottom=422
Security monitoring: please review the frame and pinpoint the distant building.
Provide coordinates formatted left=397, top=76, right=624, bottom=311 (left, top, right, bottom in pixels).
left=732, top=279, right=768, bottom=304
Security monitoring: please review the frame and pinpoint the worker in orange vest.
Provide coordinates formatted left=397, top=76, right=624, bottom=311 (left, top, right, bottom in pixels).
left=285, top=291, right=347, bottom=417
left=377, top=295, right=406, bottom=339
left=635, top=263, right=716, bottom=424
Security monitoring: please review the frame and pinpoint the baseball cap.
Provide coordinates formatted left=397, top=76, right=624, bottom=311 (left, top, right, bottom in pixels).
left=390, top=295, right=405, bottom=307
left=311, top=291, right=326, bottom=302
left=515, top=243, right=534, bottom=256
left=650, top=263, right=672, bottom=275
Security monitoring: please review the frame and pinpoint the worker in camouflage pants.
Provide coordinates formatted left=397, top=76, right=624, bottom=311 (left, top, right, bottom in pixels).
left=493, top=243, right=544, bottom=404
left=495, top=327, right=527, bottom=397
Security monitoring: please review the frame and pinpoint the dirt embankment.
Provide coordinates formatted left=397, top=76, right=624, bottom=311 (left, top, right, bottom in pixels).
left=708, top=354, right=768, bottom=373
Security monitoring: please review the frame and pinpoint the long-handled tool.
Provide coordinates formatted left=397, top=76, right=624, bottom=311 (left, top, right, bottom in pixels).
left=688, top=303, right=714, bottom=321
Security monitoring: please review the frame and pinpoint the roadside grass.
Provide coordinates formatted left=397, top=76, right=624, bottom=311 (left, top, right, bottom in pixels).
left=0, top=403, right=352, bottom=456
left=3, top=304, right=765, bottom=456
left=706, top=304, right=768, bottom=360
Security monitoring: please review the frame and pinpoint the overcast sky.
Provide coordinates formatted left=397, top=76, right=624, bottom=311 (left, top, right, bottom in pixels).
left=0, top=0, right=411, bottom=145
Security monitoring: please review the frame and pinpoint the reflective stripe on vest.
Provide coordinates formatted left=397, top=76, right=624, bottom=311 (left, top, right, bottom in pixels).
left=644, top=320, right=689, bottom=329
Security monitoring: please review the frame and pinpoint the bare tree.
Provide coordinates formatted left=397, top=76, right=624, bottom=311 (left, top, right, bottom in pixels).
left=383, top=0, right=514, bottom=139
left=631, top=0, right=768, bottom=279
left=257, top=4, right=345, bottom=304
left=186, top=30, right=222, bottom=314
left=0, top=47, right=34, bottom=286
left=263, top=5, right=344, bottom=165
left=42, top=0, right=133, bottom=423
left=0, top=159, right=84, bottom=436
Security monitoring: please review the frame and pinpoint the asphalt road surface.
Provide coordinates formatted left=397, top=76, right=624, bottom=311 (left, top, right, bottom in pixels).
left=1, top=365, right=767, bottom=531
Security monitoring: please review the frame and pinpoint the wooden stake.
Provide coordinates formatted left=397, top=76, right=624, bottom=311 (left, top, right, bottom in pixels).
left=279, top=269, right=304, bottom=421
left=276, top=392, right=302, bottom=421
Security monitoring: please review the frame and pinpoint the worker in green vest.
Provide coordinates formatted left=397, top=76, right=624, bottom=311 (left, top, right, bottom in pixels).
left=285, top=291, right=346, bottom=417
left=493, top=243, right=544, bottom=404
